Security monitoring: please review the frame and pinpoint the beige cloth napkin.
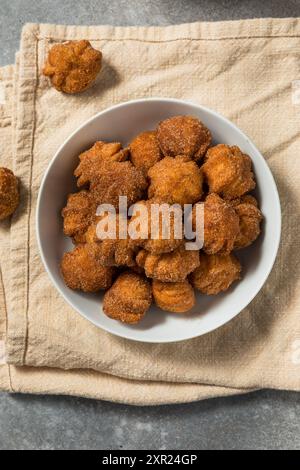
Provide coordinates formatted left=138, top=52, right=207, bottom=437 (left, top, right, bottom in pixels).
left=1, top=19, right=300, bottom=404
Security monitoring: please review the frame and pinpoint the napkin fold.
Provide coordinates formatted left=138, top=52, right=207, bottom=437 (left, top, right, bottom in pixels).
left=0, top=19, right=300, bottom=404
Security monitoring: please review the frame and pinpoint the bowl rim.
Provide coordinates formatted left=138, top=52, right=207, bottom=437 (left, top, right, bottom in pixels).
left=36, top=97, right=282, bottom=343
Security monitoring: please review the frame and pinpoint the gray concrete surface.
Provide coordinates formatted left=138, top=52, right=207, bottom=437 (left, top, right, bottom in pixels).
left=1, top=390, right=300, bottom=450
left=1, top=0, right=300, bottom=450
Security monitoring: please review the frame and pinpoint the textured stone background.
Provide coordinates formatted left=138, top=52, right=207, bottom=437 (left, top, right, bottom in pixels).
left=0, top=0, right=300, bottom=450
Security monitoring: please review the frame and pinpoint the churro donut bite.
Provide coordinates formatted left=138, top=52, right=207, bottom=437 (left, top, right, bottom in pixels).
left=230, top=195, right=263, bottom=249
left=148, top=156, right=203, bottom=206
left=103, top=271, right=152, bottom=324
left=90, top=160, right=148, bottom=208
left=74, top=141, right=129, bottom=187
left=61, top=244, right=114, bottom=292
left=93, top=238, right=138, bottom=267
left=231, top=194, right=258, bottom=207
left=86, top=217, right=138, bottom=267
left=130, top=199, right=184, bottom=254
left=136, top=246, right=200, bottom=282
left=43, top=40, right=102, bottom=94
left=157, top=115, right=211, bottom=161
left=193, top=193, right=240, bottom=255
left=190, top=252, right=241, bottom=295
left=62, top=190, right=96, bottom=243
left=129, top=131, right=162, bottom=173
left=152, top=279, right=195, bottom=313
left=202, top=144, right=256, bottom=200
left=0, top=167, right=19, bottom=220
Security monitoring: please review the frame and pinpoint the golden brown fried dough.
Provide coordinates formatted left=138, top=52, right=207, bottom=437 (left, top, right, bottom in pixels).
left=62, top=190, right=96, bottom=242
left=0, top=167, right=19, bottom=220
left=103, top=271, right=152, bottom=324
left=130, top=131, right=162, bottom=173
left=61, top=244, right=114, bottom=292
left=59, top=113, right=263, bottom=324
left=193, top=193, right=240, bottom=254
left=136, top=246, right=200, bottom=282
left=148, top=156, right=203, bottom=206
left=202, top=144, right=256, bottom=199
left=231, top=196, right=263, bottom=249
left=157, top=115, right=211, bottom=161
left=231, top=194, right=258, bottom=207
left=93, top=239, right=138, bottom=267
left=190, top=252, right=241, bottom=295
left=130, top=199, right=184, bottom=254
left=74, top=141, right=129, bottom=187
left=152, top=279, right=195, bottom=313
left=43, top=40, right=102, bottom=94
left=86, top=217, right=138, bottom=267
left=90, top=160, right=148, bottom=208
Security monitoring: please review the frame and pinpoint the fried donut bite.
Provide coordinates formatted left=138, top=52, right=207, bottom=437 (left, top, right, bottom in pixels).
left=62, top=190, right=97, bottom=243
left=231, top=195, right=263, bottom=249
left=148, top=156, right=203, bottom=206
left=231, top=194, right=258, bottom=207
left=190, top=252, right=241, bottom=295
left=61, top=244, right=114, bottom=292
left=152, top=279, right=195, bottom=313
left=157, top=115, right=211, bottom=161
left=129, top=199, right=184, bottom=254
left=43, top=40, right=102, bottom=94
left=74, top=141, right=129, bottom=187
left=202, top=144, right=256, bottom=200
left=0, top=167, right=19, bottom=220
left=90, top=160, right=148, bottom=208
left=86, top=216, right=138, bottom=267
left=103, top=271, right=152, bottom=324
left=193, top=193, right=240, bottom=254
left=136, top=246, right=200, bottom=282
left=130, top=131, right=162, bottom=173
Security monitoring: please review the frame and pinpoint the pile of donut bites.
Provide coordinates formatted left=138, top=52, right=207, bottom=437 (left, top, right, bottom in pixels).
left=61, top=115, right=263, bottom=324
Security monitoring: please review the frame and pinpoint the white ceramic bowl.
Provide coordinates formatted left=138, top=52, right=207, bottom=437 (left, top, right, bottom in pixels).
left=36, top=98, right=281, bottom=343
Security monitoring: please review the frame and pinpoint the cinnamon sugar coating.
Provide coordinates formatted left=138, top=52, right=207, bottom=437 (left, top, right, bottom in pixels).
left=43, top=40, right=102, bottom=94
left=157, top=115, right=211, bottom=161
